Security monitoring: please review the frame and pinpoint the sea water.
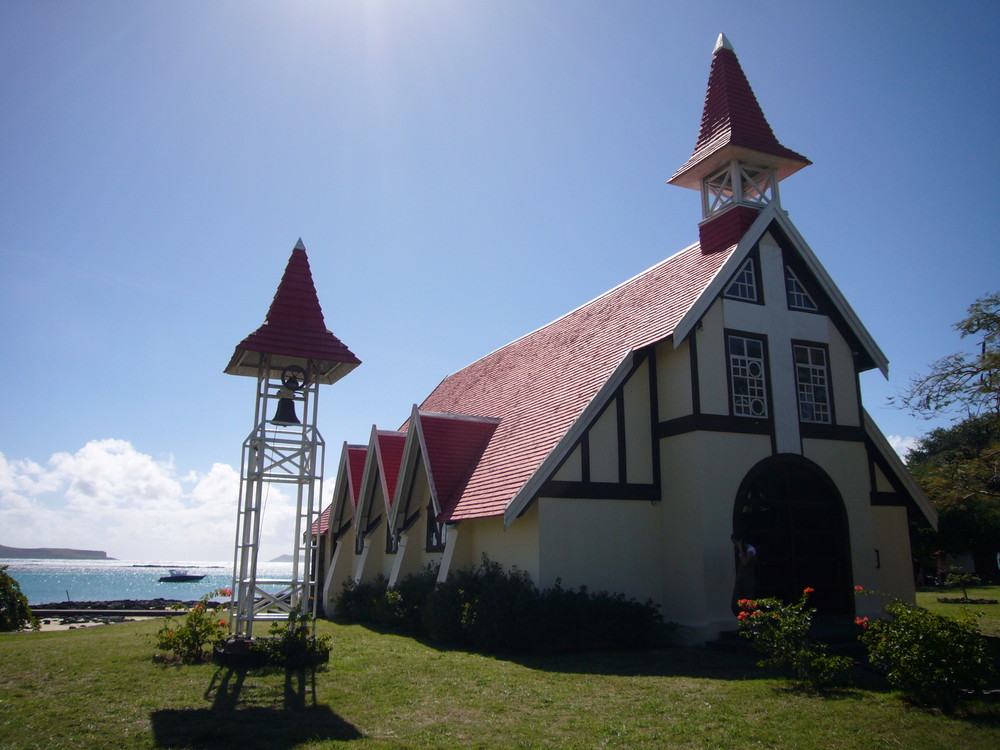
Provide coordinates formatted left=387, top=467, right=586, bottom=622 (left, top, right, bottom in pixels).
left=1, top=559, right=296, bottom=605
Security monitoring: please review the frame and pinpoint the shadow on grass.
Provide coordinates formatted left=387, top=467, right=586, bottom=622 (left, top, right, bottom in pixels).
left=150, top=666, right=363, bottom=749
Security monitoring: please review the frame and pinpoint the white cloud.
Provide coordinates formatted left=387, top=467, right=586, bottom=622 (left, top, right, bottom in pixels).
left=0, top=440, right=310, bottom=561
left=887, top=435, right=919, bottom=460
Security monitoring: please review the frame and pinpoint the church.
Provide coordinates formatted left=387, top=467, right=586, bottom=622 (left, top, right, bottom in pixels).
left=312, top=34, right=937, bottom=645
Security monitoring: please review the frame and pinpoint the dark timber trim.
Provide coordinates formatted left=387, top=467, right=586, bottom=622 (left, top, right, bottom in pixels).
left=540, top=480, right=659, bottom=501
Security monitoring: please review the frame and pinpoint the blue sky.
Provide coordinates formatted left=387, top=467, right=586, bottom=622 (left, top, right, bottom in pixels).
left=2, top=0, right=998, bottom=561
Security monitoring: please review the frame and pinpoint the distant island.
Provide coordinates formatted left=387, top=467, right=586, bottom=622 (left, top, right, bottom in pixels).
left=269, top=554, right=295, bottom=563
left=0, top=544, right=112, bottom=560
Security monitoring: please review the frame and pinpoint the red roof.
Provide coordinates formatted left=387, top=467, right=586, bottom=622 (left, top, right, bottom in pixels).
left=374, top=431, right=406, bottom=509
left=346, top=445, right=368, bottom=509
left=418, top=241, right=735, bottom=521
left=225, top=240, right=360, bottom=383
left=312, top=443, right=367, bottom=534
left=413, top=411, right=501, bottom=518
left=670, top=35, right=810, bottom=189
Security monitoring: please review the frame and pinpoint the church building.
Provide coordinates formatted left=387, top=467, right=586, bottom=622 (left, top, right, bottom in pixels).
left=314, top=34, right=936, bottom=644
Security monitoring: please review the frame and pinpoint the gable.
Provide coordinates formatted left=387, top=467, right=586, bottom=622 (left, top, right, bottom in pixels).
left=674, top=203, right=888, bottom=376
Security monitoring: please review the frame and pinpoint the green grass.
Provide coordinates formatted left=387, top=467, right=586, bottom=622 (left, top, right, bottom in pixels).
left=2, top=610, right=999, bottom=749
left=916, top=584, right=1000, bottom=637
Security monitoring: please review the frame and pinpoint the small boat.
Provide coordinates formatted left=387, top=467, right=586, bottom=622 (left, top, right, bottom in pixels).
left=158, top=569, right=206, bottom=583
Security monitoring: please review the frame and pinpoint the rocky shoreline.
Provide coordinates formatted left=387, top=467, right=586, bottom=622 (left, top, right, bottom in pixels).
left=33, top=598, right=209, bottom=610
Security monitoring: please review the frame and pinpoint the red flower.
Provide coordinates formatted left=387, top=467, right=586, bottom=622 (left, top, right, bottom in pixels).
left=854, top=616, right=870, bottom=629
left=737, top=599, right=756, bottom=610
left=737, top=611, right=750, bottom=621
left=854, top=585, right=864, bottom=592
left=803, top=587, right=815, bottom=595
left=219, top=588, right=233, bottom=597
left=193, top=603, right=204, bottom=613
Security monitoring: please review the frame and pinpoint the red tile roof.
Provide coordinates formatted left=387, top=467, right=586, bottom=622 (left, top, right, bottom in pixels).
left=670, top=35, right=810, bottom=190
left=225, top=240, right=360, bottom=383
left=312, top=443, right=367, bottom=534
left=418, top=241, right=735, bottom=521
left=413, top=411, right=501, bottom=518
left=346, top=445, right=368, bottom=510
left=374, top=431, right=406, bottom=510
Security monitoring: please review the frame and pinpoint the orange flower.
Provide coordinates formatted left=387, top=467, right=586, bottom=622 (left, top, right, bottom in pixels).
left=218, top=620, right=226, bottom=627
left=854, top=585, right=864, bottom=592
left=854, top=616, right=870, bottom=629
left=803, top=587, right=815, bottom=595
left=737, top=611, right=750, bottom=621
left=737, top=599, right=756, bottom=610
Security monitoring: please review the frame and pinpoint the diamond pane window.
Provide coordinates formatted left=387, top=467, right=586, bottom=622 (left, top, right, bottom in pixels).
left=725, top=258, right=758, bottom=302
left=786, top=267, right=818, bottom=311
left=729, top=335, right=768, bottom=418
left=794, top=344, right=831, bottom=423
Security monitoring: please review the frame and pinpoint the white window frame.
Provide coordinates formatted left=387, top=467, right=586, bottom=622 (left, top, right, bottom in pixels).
left=728, top=334, right=768, bottom=418
left=785, top=266, right=818, bottom=311
left=793, top=343, right=832, bottom=423
left=725, top=257, right=759, bottom=302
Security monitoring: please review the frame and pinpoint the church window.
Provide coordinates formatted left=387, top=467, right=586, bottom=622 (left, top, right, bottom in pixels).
left=728, top=334, right=768, bottom=418
left=426, top=504, right=446, bottom=552
left=785, top=266, right=818, bottom=311
left=794, top=344, right=831, bottom=423
left=725, top=258, right=759, bottom=302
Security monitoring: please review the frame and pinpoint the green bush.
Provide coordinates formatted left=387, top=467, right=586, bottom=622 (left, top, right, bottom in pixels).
left=154, top=588, right=230, bottom=662
left=251, top=608, right=331, bottom=668
left=737, top=589, right=853, bottom=690
left=336, top=556, right=666, bottom=654
left=0, top=565, right=38, bottom=632
left=859, top=599, right=996, bottom=711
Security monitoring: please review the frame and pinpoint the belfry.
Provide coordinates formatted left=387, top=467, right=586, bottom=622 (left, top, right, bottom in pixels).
left=224, top=239, right=359, bottom=638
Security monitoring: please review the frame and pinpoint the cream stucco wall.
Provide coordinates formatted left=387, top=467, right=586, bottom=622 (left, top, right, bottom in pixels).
left=657, top=340, right=692, bottom=422
left=536, top=496, right=664, bottom=602
left=589, top=404, right=619, bottom=483
left=623, top=358, right=654, bottom=483
left=871, top=505, right=917, bottom=606
left=659, top=430, right=773, bottom=643
left=450, top=505, right=540, bottom=580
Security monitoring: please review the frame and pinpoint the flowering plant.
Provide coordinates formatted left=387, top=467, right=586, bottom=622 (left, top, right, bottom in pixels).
left=154, top=588, right=231, bottom=663
left=737, top=588, right=852, bottom=690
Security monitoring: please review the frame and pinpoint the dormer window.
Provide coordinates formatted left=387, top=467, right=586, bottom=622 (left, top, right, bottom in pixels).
left=724, top=257, right=760, bottom=302
left=426, top=504, right=447, bottom=552
left=785, top=266, right=818, bottom=311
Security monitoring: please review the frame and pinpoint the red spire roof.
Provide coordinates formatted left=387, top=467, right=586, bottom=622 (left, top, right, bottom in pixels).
left=669, top=34, right=810, bottom=190
left=225, top=239, right=360, bottom=384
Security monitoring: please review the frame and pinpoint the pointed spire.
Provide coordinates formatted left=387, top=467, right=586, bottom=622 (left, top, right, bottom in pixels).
left=225, top=240, right=361, bottom=384
left=669, top=35, right=810, bottom=190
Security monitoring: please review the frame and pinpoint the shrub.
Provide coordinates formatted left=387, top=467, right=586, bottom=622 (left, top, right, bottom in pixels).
left=154, top=588, right=230, bottom=662
left=858, top=599, right=996, bottom=711
left=0, top=565, right=38, bottom=632
left=251, top=608, right=331, bottom=668
left=737, top=588, right=853, bottom=690
left=338, top=555, right=666, bottom=654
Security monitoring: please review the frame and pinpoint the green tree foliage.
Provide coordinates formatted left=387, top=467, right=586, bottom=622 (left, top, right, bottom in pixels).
left=898, top=292, right=1000, bottom=577
left=894, top=291, right=999, bottom=419
left=0, top=565, right=39, bottom=632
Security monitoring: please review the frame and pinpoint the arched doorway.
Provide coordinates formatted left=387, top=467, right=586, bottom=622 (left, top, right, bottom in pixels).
left=733, top=456, right=854, bottom=614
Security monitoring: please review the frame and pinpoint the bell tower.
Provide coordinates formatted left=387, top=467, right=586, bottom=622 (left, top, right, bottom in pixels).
left=224, top=239, right=360, bottom=638
left=669, top=34, right=811, bottom=253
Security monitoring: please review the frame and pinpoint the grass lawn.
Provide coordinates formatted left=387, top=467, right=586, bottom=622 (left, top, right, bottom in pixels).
left=1, top=602, right=999, bottom=749
left=916, top=584, right=1000, bottom=637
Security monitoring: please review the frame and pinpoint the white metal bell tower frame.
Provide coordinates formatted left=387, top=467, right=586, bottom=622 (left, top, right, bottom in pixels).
left=229, top=356, right=326, bottom=639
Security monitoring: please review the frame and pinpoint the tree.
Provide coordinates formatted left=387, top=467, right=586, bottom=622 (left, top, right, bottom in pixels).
left=894, top=291, right=999, bottom=419
left=899, top=292, right=1000, bottom=580
left=0, top=565, right=39, bottom=632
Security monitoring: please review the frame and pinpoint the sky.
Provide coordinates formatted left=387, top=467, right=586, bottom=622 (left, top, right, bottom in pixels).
left=1, top=0, right=998, bottom=562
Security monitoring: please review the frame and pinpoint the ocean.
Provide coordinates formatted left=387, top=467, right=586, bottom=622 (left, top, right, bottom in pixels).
left=1, top=559, right=296, bottom=605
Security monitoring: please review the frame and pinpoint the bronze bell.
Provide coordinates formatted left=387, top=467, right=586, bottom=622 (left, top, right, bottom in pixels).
left=270, top=365, right=307, bottom=425
left=271, top=396, right=300, bottom=425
